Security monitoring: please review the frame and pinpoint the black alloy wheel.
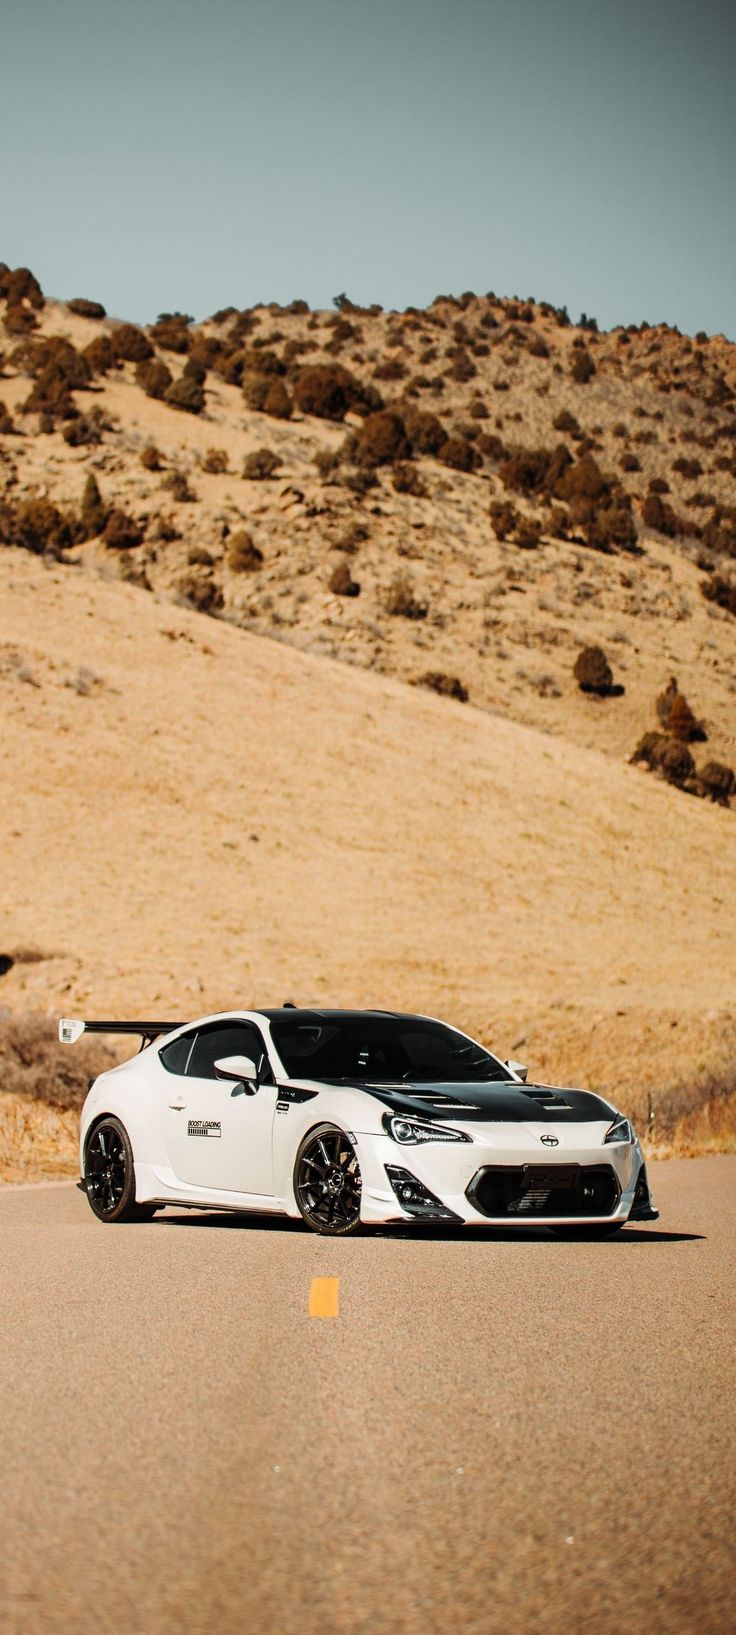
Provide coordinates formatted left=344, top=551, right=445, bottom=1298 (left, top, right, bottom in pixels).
left=84, top=1117, right=157, bottom=1223
left=294, top=1125, right=362, bottom=1236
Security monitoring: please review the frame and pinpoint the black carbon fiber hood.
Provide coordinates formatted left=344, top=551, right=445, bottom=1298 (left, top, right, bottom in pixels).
left=361, top=1082, right=617, bottom=1123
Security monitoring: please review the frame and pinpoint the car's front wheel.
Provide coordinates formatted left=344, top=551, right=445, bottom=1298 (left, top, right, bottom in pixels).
left=84, top=1117, right=157, bottom=1223
left=294, top=1125, right=362, bottom=1235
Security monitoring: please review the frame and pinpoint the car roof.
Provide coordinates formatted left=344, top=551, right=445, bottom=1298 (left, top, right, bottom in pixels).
left=257, top=1008, right=410, bottom=1023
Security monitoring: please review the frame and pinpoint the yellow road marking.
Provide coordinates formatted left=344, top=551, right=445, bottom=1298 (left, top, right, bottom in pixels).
left=309, top=1277, right=340, bottom=1318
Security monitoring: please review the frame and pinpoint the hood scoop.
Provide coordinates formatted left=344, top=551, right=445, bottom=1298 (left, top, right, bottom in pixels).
left=522, top=1089, right=572, bottom=1111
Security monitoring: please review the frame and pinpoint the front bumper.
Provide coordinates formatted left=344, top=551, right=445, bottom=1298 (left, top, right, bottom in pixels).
left=355, top=1128, right=657, bottom=1228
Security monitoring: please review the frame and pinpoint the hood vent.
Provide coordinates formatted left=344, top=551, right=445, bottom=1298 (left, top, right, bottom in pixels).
left=522, top=1089, right=571, bottom=1111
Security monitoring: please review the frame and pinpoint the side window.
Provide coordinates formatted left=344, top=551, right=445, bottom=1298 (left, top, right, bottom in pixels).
left=159, top=1033, right=195, bottom=1075
left=186, top=1023, right=273, bottom=1083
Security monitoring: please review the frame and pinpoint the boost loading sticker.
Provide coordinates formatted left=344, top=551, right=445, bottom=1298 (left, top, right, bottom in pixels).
left=187, top=1120, right=221, bottom=1138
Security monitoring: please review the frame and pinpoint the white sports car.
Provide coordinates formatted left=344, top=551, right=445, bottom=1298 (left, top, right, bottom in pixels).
left=60, top=1008, right=658, bottom=1236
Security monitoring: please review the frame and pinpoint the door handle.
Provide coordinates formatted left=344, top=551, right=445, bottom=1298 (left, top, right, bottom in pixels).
left=168, top=1097, right=187, bottom=1110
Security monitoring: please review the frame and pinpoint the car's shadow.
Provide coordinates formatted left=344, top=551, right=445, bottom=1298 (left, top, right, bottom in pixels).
left=153, top=1212, right=703, bottom=1244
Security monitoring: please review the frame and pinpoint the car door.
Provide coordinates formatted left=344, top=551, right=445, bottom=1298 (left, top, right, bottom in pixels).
left=161, top=1021, right=277, bottom=1194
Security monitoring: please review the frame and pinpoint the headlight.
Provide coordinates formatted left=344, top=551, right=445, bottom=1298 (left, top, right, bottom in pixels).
left=604, top=1115, right=635, bottom=1145
left=383, top=1113, right=471, bottom=1144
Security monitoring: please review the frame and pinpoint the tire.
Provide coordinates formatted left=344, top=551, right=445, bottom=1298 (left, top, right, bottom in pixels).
left=549, top=1222, right=624, bottom=1237
left=84, top=1117, right=156, bottom=1223
left=294, top=1124, right=362, bottom=1236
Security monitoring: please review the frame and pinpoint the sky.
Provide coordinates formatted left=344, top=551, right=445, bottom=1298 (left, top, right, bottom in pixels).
left=1, top=0, right=734, bottom=336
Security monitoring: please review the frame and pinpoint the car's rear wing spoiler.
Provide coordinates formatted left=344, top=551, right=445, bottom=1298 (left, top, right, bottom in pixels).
left=59, top=1018, right=180, bottom=1047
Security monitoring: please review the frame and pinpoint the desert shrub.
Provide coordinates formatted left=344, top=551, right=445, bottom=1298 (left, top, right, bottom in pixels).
left=183, top=356, right=207, bottom=385
left=314, top=448, right=340, bottom=479
left=468, top=397, right=488, bottom=420
left=202, top=447, right=228, bottom=474
left=476, top=432, right=507, bottom=462
left=84, top=334, right=117, bottom=375
left=19, top=336, right=91, bottom=388
left=227, top=531, right=263, bottom=572
left=67, top=298, right=106, bottom=319
left=501, top=446, right=557, bottom=496
left=136, top=358, right=173, bottom=399
left=329, top=562, right=360, bottom=596
left=648, top=476, right=670, bottom=494
left=513, top=517, right=542, bottom=549
left=392, top=462, right=427, bottom=496
left=642, top=493, right=679, bottom=537
left=79, top=475, right=107, bottom=537
left=343, top=466, right=378, bottom=495
left=700, top=573, right=736, bottom=616
left=243, top=447, right=281, bottom=480
left=696, top=762, right=735, bottom=805
left=242, top=372, right=271, bottom=411
left=612, top=421, right=628, bottom=439
left=187, top=546, right=215, bottom=567
left=384, top=576, right=427, bottom=619
left=527, top=334, right=549, bottom=358
left=102, top=509, right=143, bottom=549
left=0, top=400, right=15, bottom=433
left=163, top=469, right=197, bottom=503
left=352, top=411, right=410, bottom=467
left=334, top=523, right=369, bottom=554
left=587, top=499, right=637, bottom=553
left=701, top=507, right=736, bottom=559
left=554, top=452, right=606, bottom=504
left=62, top=408, right=109, bottom=446
left=401, top=409, right=447, bottom=455
left=263, top=378, right=292, bottom=419
left=448, top=351, right=477, bottom=382
left=219, top=350, right=246, bottom=386
left=570, top=349, right=596, bottom=384
left=140, top=443, right=163, bottom=471
left=24, top=367, right=81, bottom=422
left=416, top=672, right=468, bottom=702
left=490, top=500, right=519, bottom=539
left=4, top=304, right=39, bottom=334
left=620, top=452, right=641, bottom=472
left=13, top=499, right=72, bottom=556
left=111, top=323, right=154, bottom=363
left=292, top=363, right=381, bottom=422
left=243, top=346, right=284, bottom=377
left=149, top=317, right=190, bottom=353
left=660, top=741, right=696, bottom=788
left=439, top=436, right=476, bottom=472
left=630, top=731, right=670, bottom=770
left=667, top=693, right=705, bottom=743
left=164, top=374, right=205, bottom=414
left=373, top=356, right=407, bottom=381
left=553, top=409, right=580, bottom=435
left=672, top=456, right=702, bottom=478
left=0, top=265, right=44, bottom=308
left=573, top=646, right=613, bottom=694
left=176, top=571, right=224, bottom=614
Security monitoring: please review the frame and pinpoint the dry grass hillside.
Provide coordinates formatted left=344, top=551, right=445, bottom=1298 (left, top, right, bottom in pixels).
left=1, top=264, right=734, bottom=1178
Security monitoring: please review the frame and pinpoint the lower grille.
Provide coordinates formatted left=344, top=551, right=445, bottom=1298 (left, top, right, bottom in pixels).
left=467, top=1163, right=620, bottom=1219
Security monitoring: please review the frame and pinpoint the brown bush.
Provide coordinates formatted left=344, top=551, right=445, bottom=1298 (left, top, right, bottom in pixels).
left=3, top=305, right=38, bottom=335
left=527, top=334, right=549, bottom=359
left=84, top=335, right=117, bottom=375
left=696, top=762, right=735, bottom=805
left=263, top=378, right=292, bottom=419
left=243, top=346, right=284, bottom=377
left=162, top=469, right=197, bottom=503
left=448, top=350, right=477, bottom=382
left=620, top=452, right=641, bottom=472
left=573, top=645, right=613, bottom=694
left=13, top=499, right=73, bottom=556
left=439, top=436, right=476, bottom=472
left=660, top=740, right=696, bottom=788
left=701, top=573, right=736, bottom=616
left=140, top=443, right=163, bottom=471
left=292, top=363, right=380, bottom=422
left=228, top=531, right=263, bottom=572
left=243, top=447, right=281, bottom=480
left=164, top=374, right=205, bottom=415
left=67, top=298, right=106, bottom=319
left=242, top=372, right=272, bottom=411
left=392, top=462, right=427, bottom=496
left=79, top=475, right=108, bottom=538
left=513, top=517, right=542, bottom=549
left=187, top=547, right=215, bottom=567
left=136, top=358, right=173, bottom=399
left=62, top=407, right=110, bottom=448
left=373, top=356, right=407, bottom=381
left=149, top=317, right=191, bottom=353
left=642, top=493, right=679, bottom=537
left=554, top=453, right=607, bottom=504
left=334, top=523, right=369, bottom=554
left=177, top=571, right=224, bottom=614
left=329, top=562, right=360, bottom=597
left=19, top=336, right=92, bottom=388
left=0, top=1016, right=115, bottom=1114
left=416, top=672, right=469, bottom=702
left=490, top=500, right=519, bottom=540
left=630, top=732, right=670, bottom=771
left=111, top=323, right=154, bottom=363
left=664, top=691, right=706, bottom=743
left=570, top=349, right=596, bottom=384
left=0, top=400, right=15, bottom=434
left=384, top=576, right=427, bottom=619
left=587, top=499, right=637, bottom=553
left=672, top=456, right=702, bottom=479
left=402, top=409, right=447, bottom=455
left=553, top=409, right=581, bottom=435
left=648, top=476, right=670, bottom=494
left=102, top=509, right=144, bottom=549
left=352, top=411, right=410, bottom=467
left=202, top=447, right=228, bottom=474
left=477, top=432, right=507, bottom=463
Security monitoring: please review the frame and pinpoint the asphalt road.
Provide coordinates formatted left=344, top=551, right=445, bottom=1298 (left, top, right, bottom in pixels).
left=1, top=1158, right=734, bottom=1635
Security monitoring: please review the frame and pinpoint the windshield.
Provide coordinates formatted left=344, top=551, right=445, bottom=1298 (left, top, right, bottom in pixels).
left=269, top=1014, right=513, bottom=1084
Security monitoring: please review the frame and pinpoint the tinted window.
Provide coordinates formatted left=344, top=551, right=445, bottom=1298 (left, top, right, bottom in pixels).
left=186, top=1023, right=272, bottom=1082
left=270, top=1015, right=511, bottom=1083
left=159, top=1033, right=195, bottom=1075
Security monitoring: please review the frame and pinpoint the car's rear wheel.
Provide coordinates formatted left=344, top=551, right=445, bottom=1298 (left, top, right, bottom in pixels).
left=294, top=1125, right=362, bottom=1236
left=84, top=1117, right=157, bottom=1223
left=549, top=1222, right=624, bottom=1237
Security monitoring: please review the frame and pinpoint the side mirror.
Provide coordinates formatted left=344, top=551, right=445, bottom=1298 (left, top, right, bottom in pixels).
left=214, top=1054, right=259, bottom=1092
left=505, top=1059, right=528, bottom=1082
